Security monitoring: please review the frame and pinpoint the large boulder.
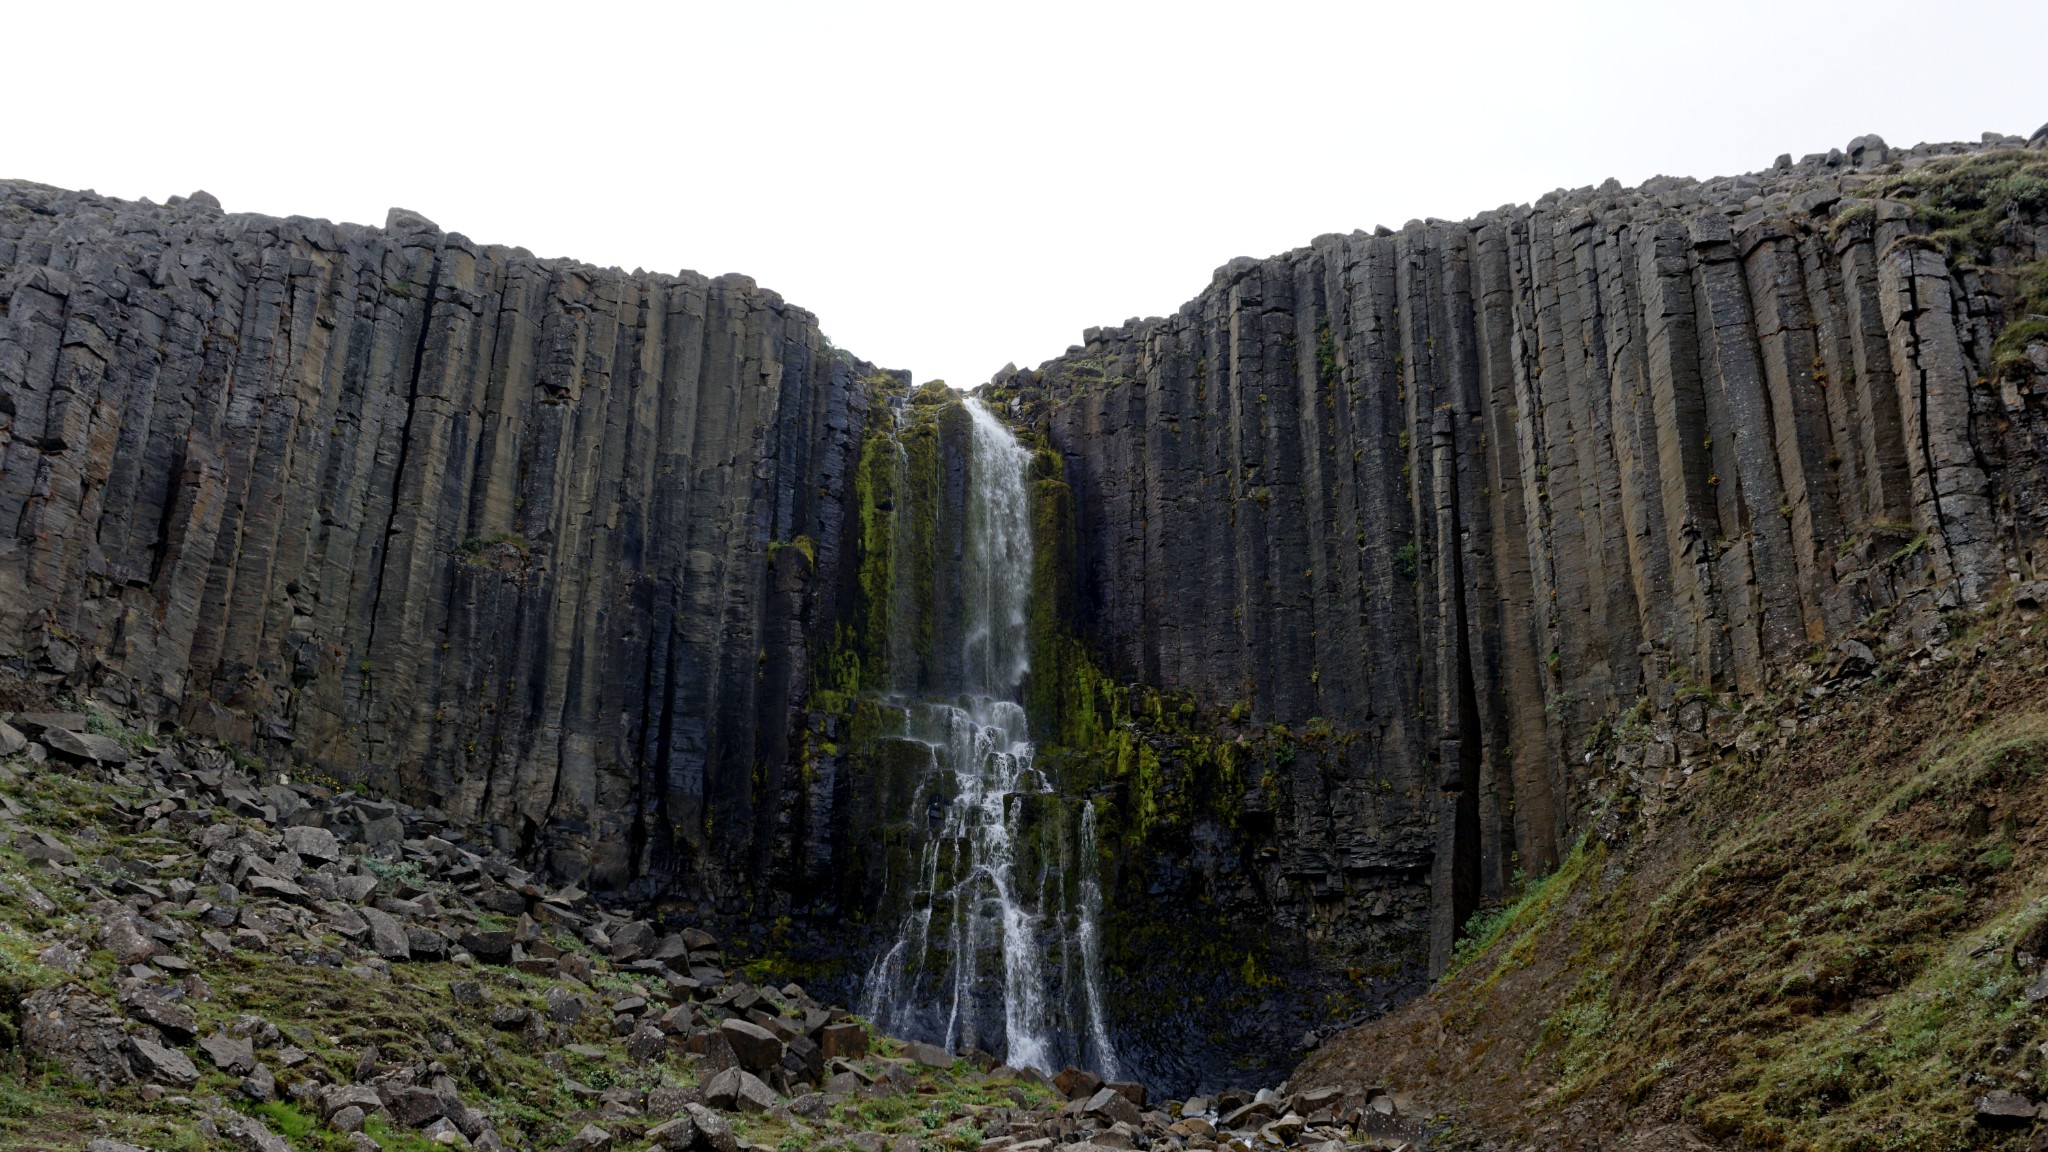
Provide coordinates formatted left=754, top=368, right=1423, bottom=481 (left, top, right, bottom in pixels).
left=626, top=1027, right=669, bottom=1063
left=281, top=825, right=343, bottom=863
left=1056, top=1066, right=1103, bottom=1100
left=219, top=1114, right=290, bottom=1152
left=42, top=726, right=130, bottom=765
left=817, top=1021, right=868, bottom=1058
left=1084, top=1086, right=1142, bottom=1126
left=321, top=1084, right=386, bottom=1119
left=21, top=984, right=134, bottom=1087
left=702, top=1067, right=779, bottom=1113
left=359, top=906, right=411, bottom=961
left=125, top=1034, right=200, bottom=1087
left=646, top=1113, right=697, bottom=1150
left=199, top=1031, right=258, bottom=1075
left=380, top=1084, right=446, bottom=1128
left=9, top=712, right=87, bottom=735
left=610, top=921, right=656, bottom=962
left=97, top=915, right=161, bottom=965
left=458, top=930, right=514, bottom=965
left=717, top=1019, right=783, bottom=1073
left=684, top=1104, right=738, bottom=1152
left=120, top=988, right=198, bottom=1042
left=1976, top=1091, right=2038, bottom=1129
left=544, top=987, right=587, bottom=1023
left=405, top=927, right=449, bottom=960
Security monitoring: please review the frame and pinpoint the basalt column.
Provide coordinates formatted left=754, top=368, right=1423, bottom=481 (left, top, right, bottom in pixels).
left=1007, top=139, right=2048, bottom=978
left=0, top=183, right=880, bottom=899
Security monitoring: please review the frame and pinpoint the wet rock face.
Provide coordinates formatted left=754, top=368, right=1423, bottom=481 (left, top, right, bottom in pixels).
left=0, top=182, right=882, bottom=896
left=1007, top=138, right=2048, bottom=974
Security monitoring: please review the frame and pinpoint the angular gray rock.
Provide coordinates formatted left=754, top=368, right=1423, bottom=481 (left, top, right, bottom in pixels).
left=125, top=1034, right=200, bottom=1087
left=41, top=727, right=129, bottom=764
left=121, top=988, right=198, bottom=1042
left=359, top=905, right=411, bottom=960
left=220, top=1114, right=291, bottom=1152
left=281, top=825, right=343, bottom=862
left=1084, top=1086, right=1142, bottom=1126
left=684, top=1103, right=740, bottom=1152
left=818, top=1021, right=868, bottom=1058
left=701, top=1066, right=779, bottom=1113
left=199, top=1031, right=258, bottom=1075
left=647, top=1113, right=698, bottom=1150
left=323, top=1084, right=386, bottom=1119
left=544, top=986, right=586, bottom=1023
left=21, top=985, right=134, bottom=1087
left=716, top=1018, right=783, bottom=1073
left=1976, top=1091, right=2037, bottom=1128
left=97, top=916, right=162, bottom=966
left=241, top=1062, right=277, bottom=1102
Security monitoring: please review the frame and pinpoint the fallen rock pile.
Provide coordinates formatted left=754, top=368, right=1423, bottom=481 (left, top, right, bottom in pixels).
left=2, top=709, right=1419, bottom=1151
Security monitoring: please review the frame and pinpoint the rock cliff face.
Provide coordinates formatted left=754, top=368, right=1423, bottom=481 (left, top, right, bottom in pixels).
left=1001, top=135, right=2048, bottom=1010
left=0, top=182, right=881, bottom=900
left=6, top=134, right=2048, bottom=1095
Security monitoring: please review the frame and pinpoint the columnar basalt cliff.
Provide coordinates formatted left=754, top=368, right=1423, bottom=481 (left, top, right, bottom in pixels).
left=5, top=132, right=2048, bottom=1100
left=0, top=182, right=880, bottom=901
left=998, top=133, right=2048, bottom=1030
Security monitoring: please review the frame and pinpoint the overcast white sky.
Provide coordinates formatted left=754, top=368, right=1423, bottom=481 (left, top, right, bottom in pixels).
left=10, top=1, right=2044, bottom=386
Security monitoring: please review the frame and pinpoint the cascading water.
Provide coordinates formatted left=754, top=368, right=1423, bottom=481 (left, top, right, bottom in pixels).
left=861, top=396, right=1120, bottom=1078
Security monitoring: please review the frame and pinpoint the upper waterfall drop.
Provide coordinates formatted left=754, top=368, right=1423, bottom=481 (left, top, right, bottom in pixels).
left=960, top=399, right=1035, bottom=702
left=860, top=393, right=1120, bottom=1079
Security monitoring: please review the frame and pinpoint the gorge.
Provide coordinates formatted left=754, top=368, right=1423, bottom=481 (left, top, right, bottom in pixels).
left=4, top=126, right=2048, bottom=1131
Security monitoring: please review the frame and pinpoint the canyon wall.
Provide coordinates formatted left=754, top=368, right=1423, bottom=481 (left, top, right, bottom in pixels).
left=0, top=182, right=880, bottom=900
left=1002, top=136, right=2048, bottom=1005
left=6, top=135, right=2048, bottom=1093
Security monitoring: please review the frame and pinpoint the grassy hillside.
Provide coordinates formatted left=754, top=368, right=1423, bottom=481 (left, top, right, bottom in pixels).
left=1297, top=594, right=2048, bottom=1151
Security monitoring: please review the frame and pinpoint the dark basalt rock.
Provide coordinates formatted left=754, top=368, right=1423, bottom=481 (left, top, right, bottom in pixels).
left=998, top=135, right=2048, bottom=1090
left=4, top=134, right=2046, bottom=1101
left=0, top=178, right=885, bottom=902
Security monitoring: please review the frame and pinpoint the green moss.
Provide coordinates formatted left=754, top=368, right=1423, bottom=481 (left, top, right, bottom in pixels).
left=767, top=535, right=816, bottom=566
left=1862, top=150, right=2048, bottom=257
left=253, top=1100, right=317, bottom=1140
left=811, top=380, right=1359, bottom=1035
left=1422, top=662, right=2048, bottom=1151
left=1825, top=149, right=2048, bottom=385
left=1989, top=263, right=2048, bottom=377
left=1315, top=320, right=1340, bottom=388
left=1444, top=836, right=1596, bottom=982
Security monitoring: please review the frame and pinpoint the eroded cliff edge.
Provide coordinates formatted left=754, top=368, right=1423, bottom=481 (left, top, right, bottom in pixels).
left=0, top=185, right=885, bottom=902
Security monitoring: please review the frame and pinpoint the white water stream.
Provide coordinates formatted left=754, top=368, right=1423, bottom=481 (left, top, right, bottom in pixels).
left=860, top=397, right=1120, bottom=1078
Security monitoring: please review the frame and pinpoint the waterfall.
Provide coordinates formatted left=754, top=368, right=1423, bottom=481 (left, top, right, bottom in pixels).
left=860, top=395, right=1120, bottom=1078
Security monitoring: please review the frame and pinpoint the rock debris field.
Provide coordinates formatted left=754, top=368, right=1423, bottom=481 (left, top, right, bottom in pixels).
left=0, top=708, right=1425, bottom=1152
